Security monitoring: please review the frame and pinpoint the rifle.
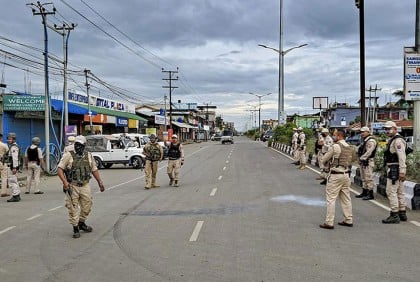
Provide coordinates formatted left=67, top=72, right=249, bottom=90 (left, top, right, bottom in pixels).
left=63, top=185, right=76, bottom=208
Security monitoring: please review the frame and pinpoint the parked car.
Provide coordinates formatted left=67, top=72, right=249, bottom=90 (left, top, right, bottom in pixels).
left=346, top=134, right=361, bottom=146
left=261, top=130, right=274, bottom=142
left=112, top=133, right=168, bottom=159
left=211, top=133, right=222, bottom=141
left=85, top=135, right=145, bottom=169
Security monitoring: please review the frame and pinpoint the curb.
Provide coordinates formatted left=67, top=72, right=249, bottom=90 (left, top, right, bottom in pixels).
left=271, top=142, right=420, bottom=210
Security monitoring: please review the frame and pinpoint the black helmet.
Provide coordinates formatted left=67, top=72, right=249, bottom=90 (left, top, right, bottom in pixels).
left=149, top=134, right=156, bottom=139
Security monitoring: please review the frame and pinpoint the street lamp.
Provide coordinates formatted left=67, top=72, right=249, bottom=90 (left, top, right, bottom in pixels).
left=249, top=92, right=272, bottom=133
left=258, top=43, right=307, bottom=125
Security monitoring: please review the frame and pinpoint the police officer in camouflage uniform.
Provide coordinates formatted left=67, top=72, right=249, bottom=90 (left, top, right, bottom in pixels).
left=319, top=129, right=353, bottom=229
left=6, top=133, right=21, bottom=202
left=57, top=135, right=105, bottom=238
left=143, top=134, right=163, bottom=189
left=382, top=121, right=408, bottom=224
left=356, top=127, right=377, bottom=200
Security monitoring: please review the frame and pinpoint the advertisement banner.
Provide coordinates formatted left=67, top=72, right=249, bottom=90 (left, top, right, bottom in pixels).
left=404, top=47, right=420, bottom=100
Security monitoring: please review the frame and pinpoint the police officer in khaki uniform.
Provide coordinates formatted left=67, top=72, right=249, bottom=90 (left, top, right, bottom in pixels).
left=355, top=127, right=377, bottom=200
left=63, top=135, right=76, bottom=153
left=0, top=134, right=10, bottom=197
left=296, top=127, right=307, bottom=170
left=57, top=135, right=105, bottom=238
left=24, top=137, right=45, bottom=194
left=319, top=129, right=353, bottom=229
left=166, top=134, right=184, bottom=187
left=382, top=121, right=408, bottom=224
left=143, top=134, right=163, bottom=189
left=6, top=133, right=21, bottom=202
left=318, top=128, right=334, bottom=185
left=315, top=128, right=324, bottom=175
left=291, top=128, right=299, bottom=165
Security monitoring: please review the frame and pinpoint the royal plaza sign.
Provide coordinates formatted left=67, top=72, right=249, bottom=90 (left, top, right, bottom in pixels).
left=3, top=95, right=45, bottom=111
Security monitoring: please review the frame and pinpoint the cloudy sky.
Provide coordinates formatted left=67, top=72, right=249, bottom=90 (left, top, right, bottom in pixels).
left=0, top=0, right=416, bottom=131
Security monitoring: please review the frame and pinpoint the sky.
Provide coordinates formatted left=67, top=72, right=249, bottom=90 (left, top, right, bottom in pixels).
left=0, top=0, right=416, bottom=131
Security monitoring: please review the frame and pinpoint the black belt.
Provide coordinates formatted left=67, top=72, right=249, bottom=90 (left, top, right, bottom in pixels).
left=330, top=171, right=349, bottom=174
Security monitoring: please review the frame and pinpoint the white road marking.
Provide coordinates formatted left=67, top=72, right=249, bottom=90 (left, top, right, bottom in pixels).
left=218, top=175, right=223, bottom=180
left=0, top=226, right=16, bottom=235
left=48, top=206, right=63, bottom=211
left=410, top=221, right=420, bottom=227
left=226, top=160, right=229, bottom=164
left=26, top=214, right=43, bottom=221
left=223, top=166, right=226, bottom=171
left=210, top=188, right=217, bottom=196
left=189, top=221, right=204, bottom=242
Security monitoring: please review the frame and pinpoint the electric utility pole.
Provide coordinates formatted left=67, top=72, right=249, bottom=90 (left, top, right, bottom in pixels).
left=53, top=22, right=76, bottom=129
left=162, top=68, right=178, bottom=129
left=84, top=69, right=93, bottom=134
left=355, top=0, right=366, bottom=126
left=27, top=1, right=56, bottom=174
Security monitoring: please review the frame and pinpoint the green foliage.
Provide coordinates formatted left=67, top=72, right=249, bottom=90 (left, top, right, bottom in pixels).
left=374, top=147, right=420, bottom=182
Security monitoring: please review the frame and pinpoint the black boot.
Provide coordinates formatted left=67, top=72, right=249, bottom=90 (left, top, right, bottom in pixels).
left=7, top=195, right=20, bottom=202
left=78, top=221, right=93, bottom=232
left=382, top=212, right=400, bottom=224
left=174, top=180, right=179, bottom=187
left=362, top=190, right=374, bottom=200
left=356, top=189, right=368, bottom=198
left=319, top=179, right=327, bottom=185
left=398, top=210, right=408, bottom=222
left=73, top=226, right=80, bottom=238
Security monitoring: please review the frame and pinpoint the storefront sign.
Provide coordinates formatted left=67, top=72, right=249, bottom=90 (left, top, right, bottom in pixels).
left=116, top=117, right=128, bottom=127
left=3, top=95, right=45, bottom=111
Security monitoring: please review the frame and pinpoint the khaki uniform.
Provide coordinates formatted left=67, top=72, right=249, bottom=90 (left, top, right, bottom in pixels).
left=321, top=140, right=353, bottom=226
left=359, top=136, right=377, bottom=191
left=297, top=132, right=306, bottom=165
left=25, top=145, right=44, bottom=193
left=143, top=142, right=163, bottom=188
left=58, top=151, right=97, bottom=226
left=167, top=142, right=185, bottom=183
left=385, top=135, right=407, bottom=213
left=317, top=135, right=324, bottom=169
left=320, top=135, right=333, bottom=178
left=291, top=132, right=299, bottom=161
left=0, top=141, right=9, bottom=196
left=7, top=143, right=20, bottom=197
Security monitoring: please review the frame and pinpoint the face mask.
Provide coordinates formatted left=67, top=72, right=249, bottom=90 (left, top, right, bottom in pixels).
left=74, top=143, right=85, bottom=155
left=332, top=136, right=338, bottom=142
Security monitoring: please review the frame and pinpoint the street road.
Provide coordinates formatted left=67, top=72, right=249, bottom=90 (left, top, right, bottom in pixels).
left=0, top=136, right=419, bottom=281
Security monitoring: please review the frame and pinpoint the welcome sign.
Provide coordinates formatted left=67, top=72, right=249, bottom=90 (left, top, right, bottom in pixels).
left=3, top=95, right=45, bottom=111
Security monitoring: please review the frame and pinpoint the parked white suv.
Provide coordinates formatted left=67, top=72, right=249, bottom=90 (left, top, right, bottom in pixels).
left=85, top=135, right=145, bottom=169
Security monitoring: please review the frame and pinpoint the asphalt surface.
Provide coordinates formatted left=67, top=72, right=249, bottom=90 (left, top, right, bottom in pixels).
left=0, top=136, right=419, bottom=282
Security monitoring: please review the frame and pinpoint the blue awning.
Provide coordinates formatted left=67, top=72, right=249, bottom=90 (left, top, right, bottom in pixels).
left=51, top=99, right=97, bottom=115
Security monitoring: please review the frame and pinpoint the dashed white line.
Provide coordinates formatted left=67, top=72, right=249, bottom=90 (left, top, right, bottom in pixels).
left=226, top=160, right=229, bottom=164
left=410, top=221, right=420, bottom=227
left=210, top=188, right=217, bottom=196
left=218, top=175, right=223, bottom=180
left=0, top=226, right=16, bottom=235
left=189, top=221, right=204, bottom=242
left=26, top=214, right=43, bottom=221
left=48, top=206, right=63, bottom=211
left=223, top=166, right=226, bottom=171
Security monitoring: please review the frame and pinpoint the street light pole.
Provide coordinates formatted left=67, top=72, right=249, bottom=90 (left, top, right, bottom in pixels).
left=258, top=43, right=307, bottom=126
left=249, top=92, right=272, bottom=134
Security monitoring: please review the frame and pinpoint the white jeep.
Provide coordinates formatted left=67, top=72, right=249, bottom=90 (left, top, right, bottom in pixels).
left=85, top=135, right=145, bottom=169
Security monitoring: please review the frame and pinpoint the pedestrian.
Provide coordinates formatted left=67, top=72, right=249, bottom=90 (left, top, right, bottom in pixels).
left=319, top=128, right=353, bottom=229
left=57, top=135, right=105, bottom=238
left=355, top=126, right=377, bottom=200
left=296, top=127, right=307, bottom=170
left=166, top=134, right=184, bottom=187
left=24, top=137, right=45, bottom=194
left=291, top=128, right=299, bottom=165
left=143, top=134, right=163, bottom=189
left=318, top=128, right=334, bottom=185
left=6, top=132, right=21, bottom=202
left=0, top=133, right=10, bottom=197
left=382, top=121, right=408, bottom=224
left=63, top=135, right=76, bottom=153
